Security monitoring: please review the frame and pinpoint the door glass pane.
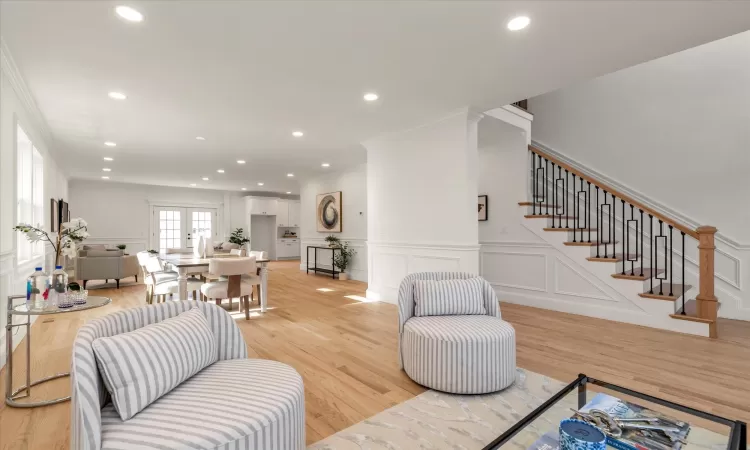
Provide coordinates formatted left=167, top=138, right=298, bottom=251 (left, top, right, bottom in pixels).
left=191, top=211, right=212, bottom=243
left=158, top=209, right=182, bottom=251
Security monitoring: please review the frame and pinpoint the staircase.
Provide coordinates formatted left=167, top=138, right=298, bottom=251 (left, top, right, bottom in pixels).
left=521, top=145, right=719, bottom=337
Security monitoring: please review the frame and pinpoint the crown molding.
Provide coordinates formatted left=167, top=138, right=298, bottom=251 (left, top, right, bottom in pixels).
left=531, top=139, right=750, bottom=250
left=0, top=37, right=54, bottom=146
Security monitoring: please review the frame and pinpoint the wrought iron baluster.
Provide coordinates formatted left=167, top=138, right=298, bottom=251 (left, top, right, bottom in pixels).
left=551, top=163, right=556, bottom=228
left=602, top=191, right=609, bottom=258
left=681, top=231, right=686, bottom=315
left=595, top=187, right=600, bottom=257
left=558, top=165, right=563, bottom=228
left=532, top=151, right=536, bottom=215
left=573, top=174, right=580, bottom=242
left=669, top=225, right=674, bottom=296
left=565, top=170, right=569, bottom=229
left=610, top=194, right=615, bottom=262
left=649, top=215, right=654, bottom=294
left=587, top=182, right=592, bottom=243
left=621, top=200, right=626, bottom=275
left=657, top=220, right=665, bottom=295
left=639, top=209, right=644, bottom=277
left=544, top=158, right=554, bottom=216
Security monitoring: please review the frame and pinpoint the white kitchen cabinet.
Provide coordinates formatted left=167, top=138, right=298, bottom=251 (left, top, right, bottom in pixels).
left=276, top=199, right=289, bottom=227
left=246, top=197, right=278, bottom=216
left=276, top=239, right=300, bottom=259
left=288, top=201, right=301, bottom=228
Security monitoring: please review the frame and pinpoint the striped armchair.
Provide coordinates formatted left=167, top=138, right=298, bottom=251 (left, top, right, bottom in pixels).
left=71, top=301, right=305, bottom=450
left=397, top=272, right=516, bottom=394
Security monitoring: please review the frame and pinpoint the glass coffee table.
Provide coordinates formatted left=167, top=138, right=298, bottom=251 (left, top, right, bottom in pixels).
left=482, top=374, right=747, bottom=450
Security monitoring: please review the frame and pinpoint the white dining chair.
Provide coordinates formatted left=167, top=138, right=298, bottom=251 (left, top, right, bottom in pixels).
left=200, top=257, right=261, bottom=319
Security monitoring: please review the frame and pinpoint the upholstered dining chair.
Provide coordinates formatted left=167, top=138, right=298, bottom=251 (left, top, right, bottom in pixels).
left=136, top=252, right=179, bottom=304
left=230, top=248, right=246, bottom=256
left=200, top=256, right=261, bottom=319
left=397, top=272, right=516, bottom=394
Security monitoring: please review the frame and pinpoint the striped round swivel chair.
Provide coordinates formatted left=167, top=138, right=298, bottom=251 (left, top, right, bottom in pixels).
left=397, top=272, right=516, bottom=394
left=71, top=301, right=305, bottom=450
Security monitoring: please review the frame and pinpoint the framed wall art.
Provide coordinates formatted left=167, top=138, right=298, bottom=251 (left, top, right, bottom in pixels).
left=317, top=191, right=342, bottom=233
left=478, top=195, right=488, bottom=221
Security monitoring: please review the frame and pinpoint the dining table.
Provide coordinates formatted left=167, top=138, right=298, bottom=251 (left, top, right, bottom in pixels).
left=159, top=252, right=271, bottom=312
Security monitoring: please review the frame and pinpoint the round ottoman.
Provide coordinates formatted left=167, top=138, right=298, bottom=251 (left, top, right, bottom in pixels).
left=401, top=315, right=516, bottom=394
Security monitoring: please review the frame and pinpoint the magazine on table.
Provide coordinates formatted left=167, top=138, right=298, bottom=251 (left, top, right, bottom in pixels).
left=526, top=394, right=690, bottom=450
left=579, top=393, right=690, bottom=450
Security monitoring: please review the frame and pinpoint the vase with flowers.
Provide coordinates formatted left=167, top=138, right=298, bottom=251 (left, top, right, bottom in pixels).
left=13, top=218, right=90, bottom=268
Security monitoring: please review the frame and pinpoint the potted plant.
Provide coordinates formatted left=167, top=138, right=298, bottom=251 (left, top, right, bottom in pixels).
left=14, top=218, right=89, bottom=267
left=116, top=244, right=127, bottom=250
left=325, top=235, right=341, bottom=248
left=229, top=228, right=250, bottom=251
left=333, top=241, right=357, bottom=280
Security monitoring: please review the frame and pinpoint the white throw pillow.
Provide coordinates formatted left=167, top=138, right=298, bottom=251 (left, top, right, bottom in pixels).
left=414, top=278, right=487, bottom=317
left=92, top=308, right=218, bottom=420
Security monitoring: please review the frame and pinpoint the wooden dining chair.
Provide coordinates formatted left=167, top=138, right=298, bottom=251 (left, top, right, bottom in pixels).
left=200, top=257, right=261, bottom=319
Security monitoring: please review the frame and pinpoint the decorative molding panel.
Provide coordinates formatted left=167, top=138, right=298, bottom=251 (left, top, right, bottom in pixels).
left=553, top=256, right=615, bottom=301
left=481, top=250, right=547, bottom=292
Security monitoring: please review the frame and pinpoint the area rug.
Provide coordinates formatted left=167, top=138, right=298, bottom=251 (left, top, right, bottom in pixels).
left=308, top=368, right=726, bottom=450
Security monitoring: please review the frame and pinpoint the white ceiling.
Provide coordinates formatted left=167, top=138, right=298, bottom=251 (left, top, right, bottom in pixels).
left=2, top=1, right=750, bottom=194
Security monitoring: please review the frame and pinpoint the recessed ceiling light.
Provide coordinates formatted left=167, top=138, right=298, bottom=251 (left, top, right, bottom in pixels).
left=257, top=182, right=264, bottom=186
left=115, top=5, right=144, bottom=22
left=196, top=136, right=205, bottom=141
left=103, top=157, right=114, bottom=161
left=202, top=177, right=209, bottom=181
left=104, top=141, right=117, bottom=147
left=363, top=92, right=379, bottom=102
left=101, top=176, right=110, bottom=180
left=321, top=163, right=330, bottom=167
left=241, top=188, right=247, bottom=191
left=102, top=168, right=112, bottom=172
left=108, top=92, right=127, bottom=100
left=507, top=16, right=530, bottom=31
left=217, top=169, right=225, bottom=173
left=287, top=173, right=294, bottom=177
left=286, top=191, right=292, bottom=194
left=189, top=183, right=197, bottom=187
left=292, top=131, right=304, bottom=137
left=237, top=160, right=246, bottom=164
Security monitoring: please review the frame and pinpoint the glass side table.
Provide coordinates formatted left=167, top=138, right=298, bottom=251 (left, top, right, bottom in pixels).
left=5, top=294, right=111, bottom=408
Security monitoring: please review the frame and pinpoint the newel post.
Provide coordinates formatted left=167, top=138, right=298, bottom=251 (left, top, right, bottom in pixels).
left=696, top=226, right=718, bottom=338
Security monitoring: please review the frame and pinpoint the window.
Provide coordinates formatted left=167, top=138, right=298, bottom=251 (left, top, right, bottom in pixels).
left=159, top=210, right=182, bottom=251
left=17, top=125, right=44, bottom=262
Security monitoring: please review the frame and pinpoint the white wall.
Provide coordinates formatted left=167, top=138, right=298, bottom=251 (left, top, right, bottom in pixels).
left=1, top=41, right=68, bottom=368
left=69, top=180, right=226, bottom=252
left=364, top=109, right=481, bottom=302
left=528, top=30, right=750, bottom=321
left=299, top=163, right=368, bottom=282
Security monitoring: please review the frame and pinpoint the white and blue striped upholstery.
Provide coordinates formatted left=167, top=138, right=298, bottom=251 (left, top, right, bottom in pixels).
left=398, top=272, right=516, bottom=394
left=100, top=359, right=305, bottom=450
left=92, top=308, right=219, bottom=420
left=71, top=301, right=306, bottom=450
left=414, top=277, right=487, bottom=317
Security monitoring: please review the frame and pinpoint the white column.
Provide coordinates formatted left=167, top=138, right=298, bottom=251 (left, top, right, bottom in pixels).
left=363, top=108, right=483, bottom=303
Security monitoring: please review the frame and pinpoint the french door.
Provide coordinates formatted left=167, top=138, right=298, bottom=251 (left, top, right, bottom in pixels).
left=153, top=207, right=217, bottom=251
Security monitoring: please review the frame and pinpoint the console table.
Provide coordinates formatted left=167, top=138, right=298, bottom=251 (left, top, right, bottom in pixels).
left=306, top=246, right=341, bottom=279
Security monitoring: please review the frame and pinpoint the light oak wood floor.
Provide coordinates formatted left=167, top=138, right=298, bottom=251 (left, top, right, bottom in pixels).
left=1, top=260, right=749, bottom=449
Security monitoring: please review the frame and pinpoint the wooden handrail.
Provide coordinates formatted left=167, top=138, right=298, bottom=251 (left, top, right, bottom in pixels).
left=529, top=145, right=700, bottom=239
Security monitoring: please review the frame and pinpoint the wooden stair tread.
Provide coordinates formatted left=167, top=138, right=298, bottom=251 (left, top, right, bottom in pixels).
left=564, top=240, right=616, bottom=247
left=611, top=268, right=664, bottom=281
left=586, top=254, right=623, bottom=262
left=518, top=201, right=562, bottom=207
left=638, top=285, right=693, bottom=301
left=543, top=227, right=596, bottom=232
left=524, top=214, right=577, bottom=219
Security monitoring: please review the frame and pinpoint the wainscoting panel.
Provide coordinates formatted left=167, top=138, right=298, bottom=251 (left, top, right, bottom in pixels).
left=553, top=257, right=615, bottom=301
left=367, top=242, right=480, bottom=303
left=480, top=250, right=547, bottom=292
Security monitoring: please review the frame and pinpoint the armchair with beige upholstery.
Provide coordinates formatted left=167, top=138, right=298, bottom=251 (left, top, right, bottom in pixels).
left=75, top=249, right=139, bottom=289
